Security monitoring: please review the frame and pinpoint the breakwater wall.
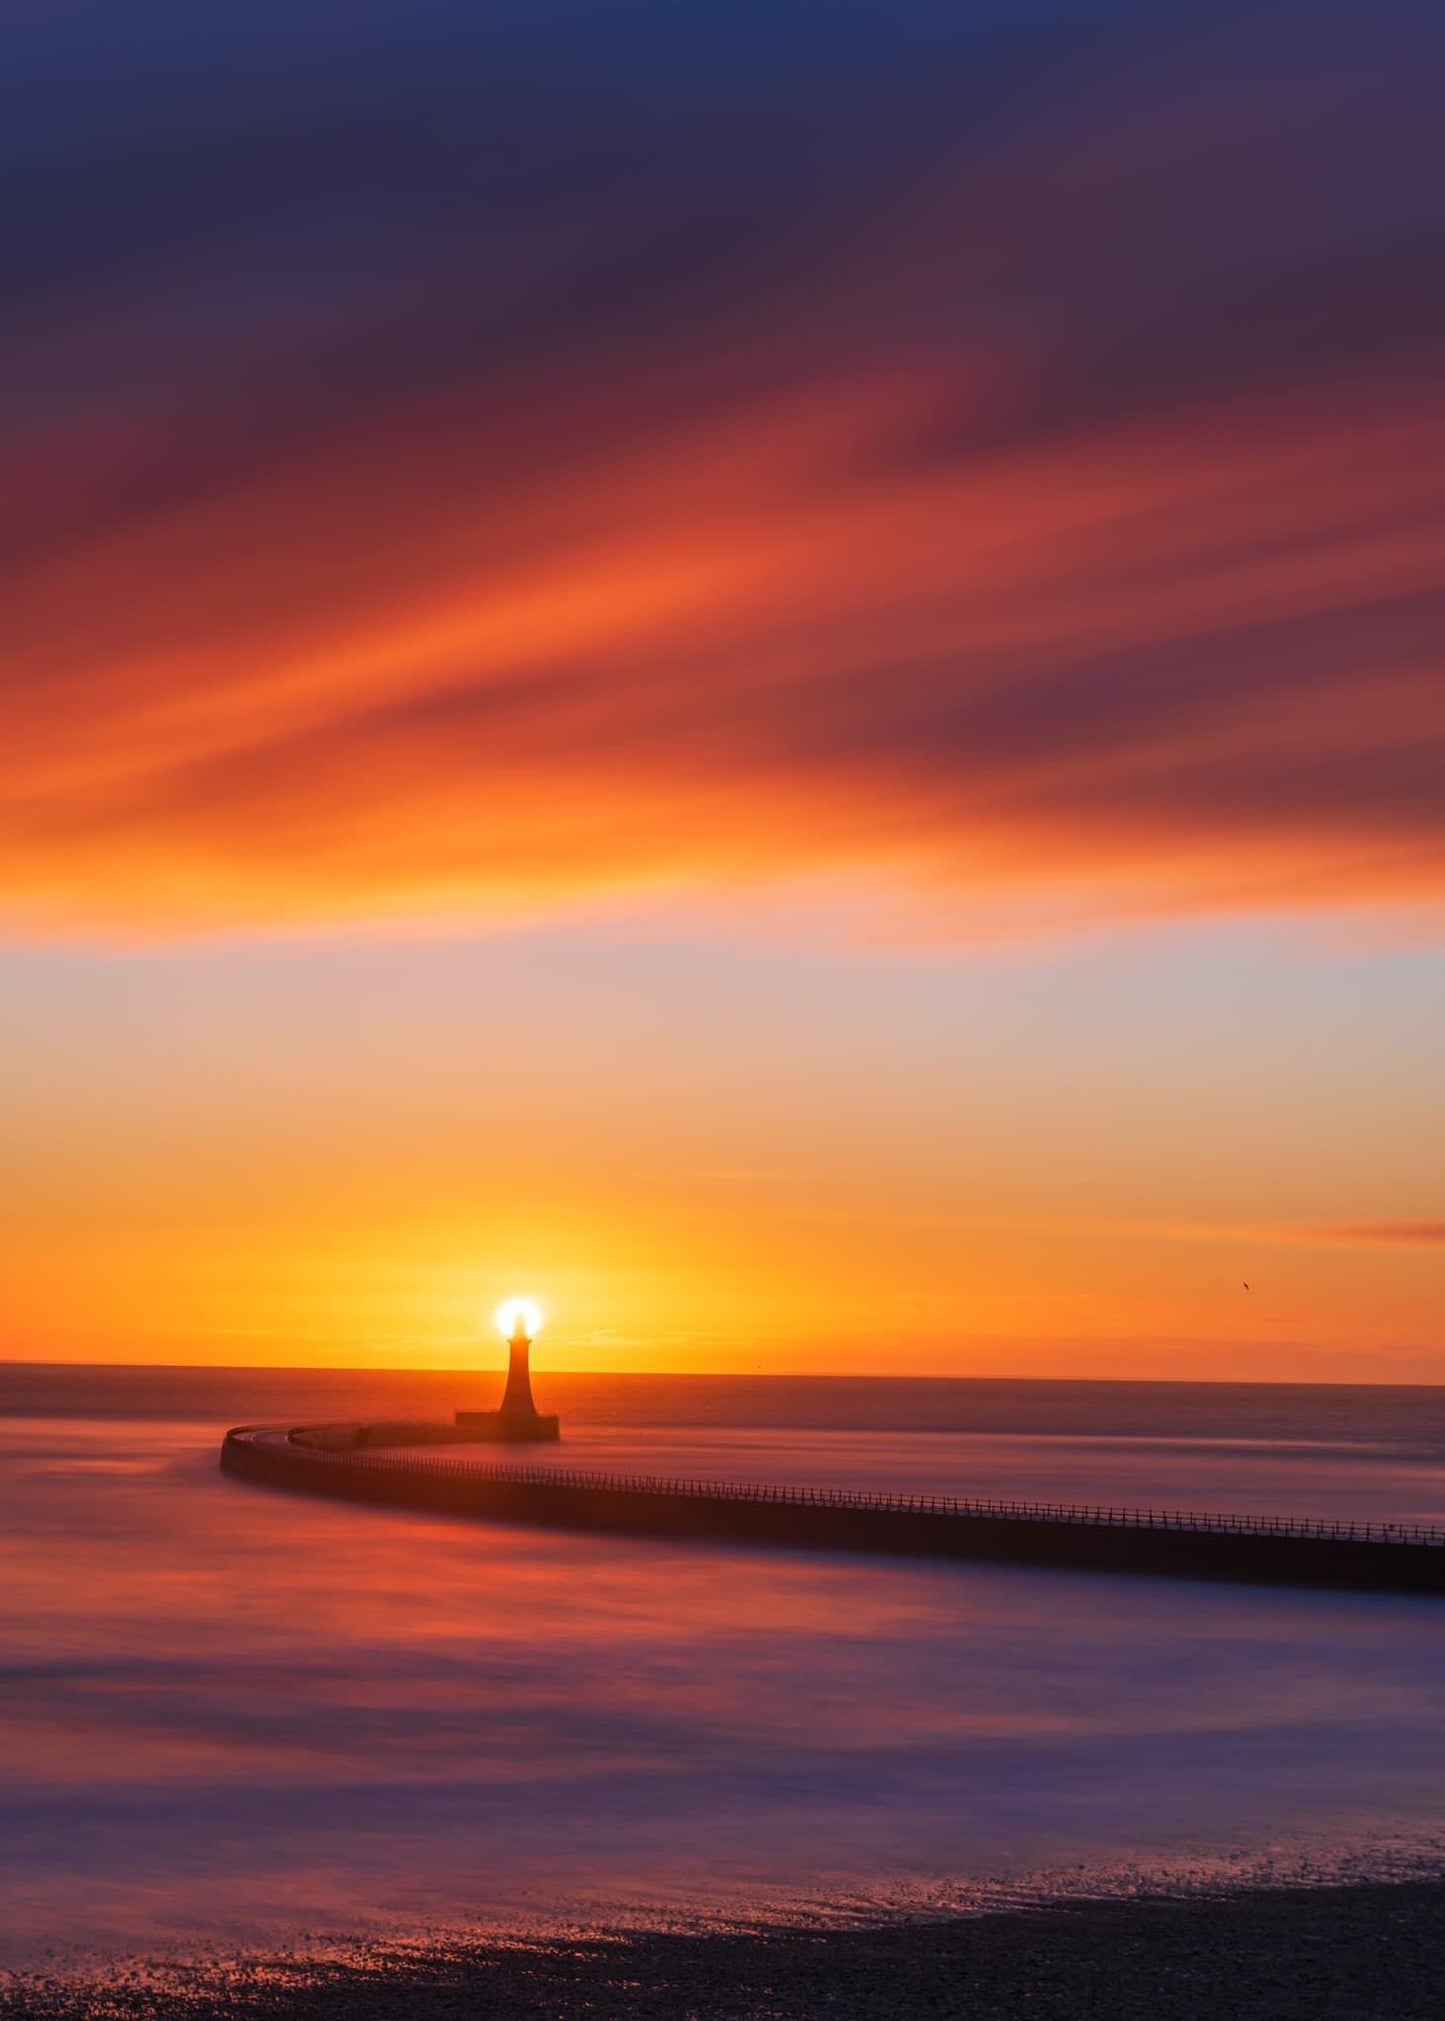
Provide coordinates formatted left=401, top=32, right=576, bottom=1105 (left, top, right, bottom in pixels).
left=219, top=1425, right=1445, bottom=1595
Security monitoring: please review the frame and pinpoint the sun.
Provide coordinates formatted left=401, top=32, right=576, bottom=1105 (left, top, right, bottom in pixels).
left=495, top=1297, right=544, bottom=1341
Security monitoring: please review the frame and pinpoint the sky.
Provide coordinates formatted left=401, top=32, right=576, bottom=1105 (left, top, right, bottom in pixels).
left=2, top=0, right=1442, bottom=1378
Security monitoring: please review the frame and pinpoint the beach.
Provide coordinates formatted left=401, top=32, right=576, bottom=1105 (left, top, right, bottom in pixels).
left=6, top=1881, right=1445, bottom=2020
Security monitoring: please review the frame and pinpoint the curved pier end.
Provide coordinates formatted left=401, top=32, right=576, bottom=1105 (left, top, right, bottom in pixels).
left=219, top=1426, right=1445, bottom=1598
left=281, top=1310, right=559, bottom=1449
left=286, top=1415, right=558, bottom=1452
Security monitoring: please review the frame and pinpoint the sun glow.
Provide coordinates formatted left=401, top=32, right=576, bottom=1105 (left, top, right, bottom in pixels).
left=495, top=1297, right=544, bottom=1341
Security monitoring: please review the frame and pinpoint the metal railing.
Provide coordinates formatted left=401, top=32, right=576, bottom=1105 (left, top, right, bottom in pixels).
left=233, top=1430, right=1445, bottom=1549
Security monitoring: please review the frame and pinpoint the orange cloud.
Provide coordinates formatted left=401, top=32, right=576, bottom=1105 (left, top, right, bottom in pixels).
left=5, top=1, right=1444, bottom=939
left=1320, top=1222, right=1445, bottom=1247
left=3, top=352, right=1443, bottom=936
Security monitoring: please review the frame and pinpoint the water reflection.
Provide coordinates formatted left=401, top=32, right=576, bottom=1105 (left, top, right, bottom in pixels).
left=2, top=1406, right=1444, bottom=1964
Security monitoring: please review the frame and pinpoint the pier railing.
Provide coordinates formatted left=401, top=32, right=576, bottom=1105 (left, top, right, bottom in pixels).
left=257, top=1435, right=1445, bottom=1549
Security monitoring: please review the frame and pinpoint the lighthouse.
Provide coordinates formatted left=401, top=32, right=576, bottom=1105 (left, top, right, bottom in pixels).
left=501, top=1303, right=540, bottom=1416
left=456, top=1298, right=560, bottom=1442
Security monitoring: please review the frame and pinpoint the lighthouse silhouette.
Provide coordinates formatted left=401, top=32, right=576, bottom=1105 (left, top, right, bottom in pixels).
left=501, top=1304, right=540, bottom=1416
left=456, top=1303, right=560, bottom=1442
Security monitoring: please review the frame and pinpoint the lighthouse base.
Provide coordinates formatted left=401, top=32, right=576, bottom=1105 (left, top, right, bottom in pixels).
left=454, top=1408, right=560, bottom=1443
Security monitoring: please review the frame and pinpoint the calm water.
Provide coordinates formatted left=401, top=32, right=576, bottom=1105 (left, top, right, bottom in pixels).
left=4, top=1367, right=1445, bottom=1969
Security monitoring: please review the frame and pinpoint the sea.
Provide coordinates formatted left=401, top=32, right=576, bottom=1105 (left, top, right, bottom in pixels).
left=3, top=1365, right=1445, bottom=1974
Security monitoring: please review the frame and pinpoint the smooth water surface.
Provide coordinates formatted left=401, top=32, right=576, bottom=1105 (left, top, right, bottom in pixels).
left=3, top=1369, right=1445, bottom=1967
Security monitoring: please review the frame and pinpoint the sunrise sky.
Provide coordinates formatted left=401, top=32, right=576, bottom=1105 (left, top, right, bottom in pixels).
left=3, top=1, right=1442, bottom=1379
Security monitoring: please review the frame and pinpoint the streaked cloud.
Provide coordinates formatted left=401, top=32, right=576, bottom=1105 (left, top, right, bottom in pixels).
left=1321, top=1222, right=1445, bottom=1247
left=3, top=1, right=1443, bottom=935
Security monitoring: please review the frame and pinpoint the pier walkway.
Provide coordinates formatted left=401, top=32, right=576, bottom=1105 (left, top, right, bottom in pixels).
left=220, top=1424, right=1445, bottom=1595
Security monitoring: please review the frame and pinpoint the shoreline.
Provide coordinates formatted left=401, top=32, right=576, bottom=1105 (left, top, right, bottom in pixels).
left=6, top=1878, right=1444, bottom=2020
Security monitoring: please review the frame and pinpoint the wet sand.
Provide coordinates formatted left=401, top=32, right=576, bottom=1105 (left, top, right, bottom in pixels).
left=5, top=1881, right=1443, bottom=2021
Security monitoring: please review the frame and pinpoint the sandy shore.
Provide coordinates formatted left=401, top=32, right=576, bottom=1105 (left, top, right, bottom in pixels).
left=5, top=1880, right=1444, bottom=2021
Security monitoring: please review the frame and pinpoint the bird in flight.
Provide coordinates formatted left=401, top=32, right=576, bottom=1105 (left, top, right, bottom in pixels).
left=1243, top=1282, right=1251, bottom=1291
